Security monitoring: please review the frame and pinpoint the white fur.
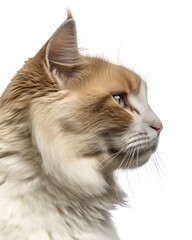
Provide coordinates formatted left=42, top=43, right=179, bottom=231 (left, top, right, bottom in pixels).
left=0, top=155, right=120, bottom=240
left=0, top=97, right=122, bottom=239
left=128, top=81, right=162, bottom=139
left=0, top=82, right=161, bottom=240
left=0, top=12, right=162, bottom=239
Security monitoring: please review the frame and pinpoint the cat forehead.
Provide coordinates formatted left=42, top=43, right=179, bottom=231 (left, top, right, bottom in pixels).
left=86, top=59, right=142, bottom=94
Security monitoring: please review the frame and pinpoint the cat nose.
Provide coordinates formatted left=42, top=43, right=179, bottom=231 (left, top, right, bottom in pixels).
left=150, top=121, right=163, bottom=134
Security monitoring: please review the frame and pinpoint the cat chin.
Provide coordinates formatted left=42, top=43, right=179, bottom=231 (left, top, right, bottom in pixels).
left=127, top=151, right=153, bottom=169
left=116, top=152, right=152, bottom=169
left=107, top=139, right=159, bottom=170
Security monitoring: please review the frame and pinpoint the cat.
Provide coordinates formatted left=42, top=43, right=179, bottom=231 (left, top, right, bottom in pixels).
left=0, top=10, right=163, bottom=240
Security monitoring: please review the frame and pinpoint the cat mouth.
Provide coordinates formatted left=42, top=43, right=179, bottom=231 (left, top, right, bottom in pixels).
left=108, top=139, right=159, bottom=169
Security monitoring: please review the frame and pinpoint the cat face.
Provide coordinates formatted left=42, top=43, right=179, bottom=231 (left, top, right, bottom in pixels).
left=28, top=12, right=162, bottom=174
left=1, top=12, right=162, bottom=177
left=31, top=61, right=162, bottom=173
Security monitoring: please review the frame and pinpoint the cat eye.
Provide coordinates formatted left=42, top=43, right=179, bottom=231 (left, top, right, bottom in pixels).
left=113, top=94, right=127, bottom=108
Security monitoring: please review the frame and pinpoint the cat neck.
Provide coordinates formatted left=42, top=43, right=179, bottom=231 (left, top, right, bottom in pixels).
left=0, top=112, right=126, bottom=239
left=0, top=140, right=126, bottom=219
left=0, top=153, right=126, bottom=229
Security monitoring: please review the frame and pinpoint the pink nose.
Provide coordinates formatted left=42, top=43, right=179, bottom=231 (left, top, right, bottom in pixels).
left=150, top=122, right=163, bottom=134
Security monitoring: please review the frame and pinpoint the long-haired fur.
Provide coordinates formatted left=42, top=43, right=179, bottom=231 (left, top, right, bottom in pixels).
left=0, top=11, right=162, bottom=240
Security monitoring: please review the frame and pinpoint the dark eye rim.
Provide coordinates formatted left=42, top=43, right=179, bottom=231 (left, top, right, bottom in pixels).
left=112, top=92, right=129, bottom=108
left=111, top=92, right=139, bottom=113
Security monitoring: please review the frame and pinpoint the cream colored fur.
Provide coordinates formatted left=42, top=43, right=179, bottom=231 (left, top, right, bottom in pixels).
left=0, top=103, right=124, bottom=240
left=0, top=11, right=162, bottom=240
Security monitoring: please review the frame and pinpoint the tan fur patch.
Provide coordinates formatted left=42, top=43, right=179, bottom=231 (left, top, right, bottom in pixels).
left=0, top=12, right=162, bottom=240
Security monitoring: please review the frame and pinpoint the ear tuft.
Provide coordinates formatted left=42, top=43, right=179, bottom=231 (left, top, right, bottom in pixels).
left=66, top=8, right=73, bottom=20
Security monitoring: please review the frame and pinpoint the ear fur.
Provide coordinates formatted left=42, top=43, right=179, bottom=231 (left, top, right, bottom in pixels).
left=45, top=10, right=84, bottom=74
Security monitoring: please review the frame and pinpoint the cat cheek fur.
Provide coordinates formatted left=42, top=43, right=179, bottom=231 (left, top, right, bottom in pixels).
left=30, top=95, right=107, bottom=197
left=30, top=90, right=134, bottom=172
left=0, top=11, right=162, bottom=239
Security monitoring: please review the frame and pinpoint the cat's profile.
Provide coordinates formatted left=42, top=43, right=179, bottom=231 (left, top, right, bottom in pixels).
left=0, top=11, right=162, bottom=240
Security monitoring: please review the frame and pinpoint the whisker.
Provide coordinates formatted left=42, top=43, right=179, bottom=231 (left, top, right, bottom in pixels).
left=144, top=163, right=150, bottom=183
left=152, top=155, right=162, bottom=179
left=98, top=135, right=143, bottom=171
left=149, top=156, right=157, bottom=178
left=152, top=152, right=166, bottom=182
left=114, top=145, right=131, bottom=202
left=98, top=147, right=125, bottom=171
left=155, top=150, right=166, bottom=173
left=117, top=40, right=123, bottom=64
left=125, top=148, right=137, bottom=198
left=136, top=147, right=141, bottom=183
left=98, top=149, right=121, bottom=168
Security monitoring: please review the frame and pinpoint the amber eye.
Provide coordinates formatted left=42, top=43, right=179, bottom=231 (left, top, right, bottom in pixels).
left=113, top=94, right=127, bottom=108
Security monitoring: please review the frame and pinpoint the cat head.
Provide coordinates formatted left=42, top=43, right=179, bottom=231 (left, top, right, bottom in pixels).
left=1, top=11, right=162, bottom=184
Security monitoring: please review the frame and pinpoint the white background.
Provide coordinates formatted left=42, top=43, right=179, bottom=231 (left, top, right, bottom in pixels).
left=0, top=1, right=191, bottom=239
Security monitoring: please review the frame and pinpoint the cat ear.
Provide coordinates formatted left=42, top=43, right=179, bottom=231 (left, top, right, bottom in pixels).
left=45, top=10, right=83, bottom=71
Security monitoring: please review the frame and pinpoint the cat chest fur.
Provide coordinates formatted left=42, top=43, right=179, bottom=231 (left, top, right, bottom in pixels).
left=0, top=154, right=122, bottom=240
left=0, top=10, right=162, bottom=240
